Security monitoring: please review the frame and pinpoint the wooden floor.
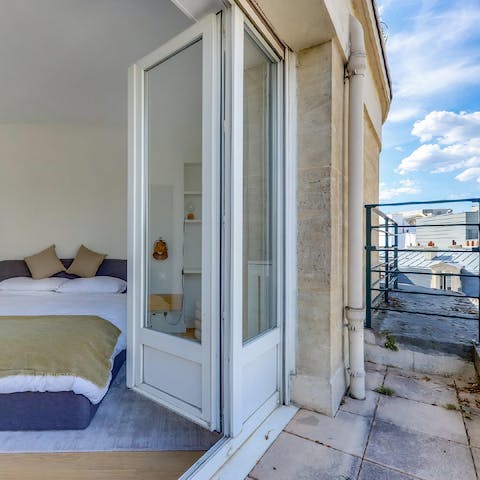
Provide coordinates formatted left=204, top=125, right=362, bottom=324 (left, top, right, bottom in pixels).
left=0, top=451, right=205, bottom=480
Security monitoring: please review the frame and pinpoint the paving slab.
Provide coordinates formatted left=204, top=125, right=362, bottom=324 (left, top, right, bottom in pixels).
left=366, top=370, right=385, bottom=391
left=455, top=370, right=480, bottom=388
left=358, top=461, right=418, bottom=480
left=285, top=409, right=371, bottom=457
left=366, top=361, right=387, bottom=374
left=340, top=390, right=379, bottom=418
left=471, top=447, right=480, bottom=475
left=459, top=394, right=480, bottom=414
left=365, top=419, right=476, bottom=480
left=249, top=431, right=361, bottom=480
left=464, top=413, right=480, bottom=448
left=376, top=395, right=467, bottom=444
left=388, top=367, right=454, bottom=387
left=455, top=377, right=475, bottom=390
left=384, top=371, right=458, bottom=407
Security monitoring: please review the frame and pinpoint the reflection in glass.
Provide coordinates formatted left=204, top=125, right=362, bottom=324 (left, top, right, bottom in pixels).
left=145, top=40, right=203, bottom=343
left=243, top=31, right=277, bottom=343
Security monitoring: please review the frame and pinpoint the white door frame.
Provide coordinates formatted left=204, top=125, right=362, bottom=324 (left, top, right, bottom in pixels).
left=127, top=13, right=221, bottom=431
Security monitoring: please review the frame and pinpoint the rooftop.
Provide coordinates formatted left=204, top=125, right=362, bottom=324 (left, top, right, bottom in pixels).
left=398, top=250, right=479, bottom=274
left=371, top=284, right=478, bottom=358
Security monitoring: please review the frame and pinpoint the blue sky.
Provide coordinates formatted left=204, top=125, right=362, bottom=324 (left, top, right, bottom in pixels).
left=378, top=0, right=480, bottom=211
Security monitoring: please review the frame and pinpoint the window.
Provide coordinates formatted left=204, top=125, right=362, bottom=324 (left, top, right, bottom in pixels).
left=440, top=274, right=452, bottom=291
left=242, top=29, right=278, bottom=343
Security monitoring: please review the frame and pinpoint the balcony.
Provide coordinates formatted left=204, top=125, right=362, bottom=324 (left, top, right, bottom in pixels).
left=365, top=198, right=480, bottom=363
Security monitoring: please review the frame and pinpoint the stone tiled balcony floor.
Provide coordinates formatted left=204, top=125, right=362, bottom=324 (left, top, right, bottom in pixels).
left=247, top=362, right=480, bottom=480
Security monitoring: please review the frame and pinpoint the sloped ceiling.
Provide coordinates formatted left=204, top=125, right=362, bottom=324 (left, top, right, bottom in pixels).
left=0, top=0, right=193, bottom=124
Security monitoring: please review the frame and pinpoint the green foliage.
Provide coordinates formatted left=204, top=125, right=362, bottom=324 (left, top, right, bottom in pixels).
left=374, top=385, right=394, bottom=396
left=384, top=333, right=399, bottom=351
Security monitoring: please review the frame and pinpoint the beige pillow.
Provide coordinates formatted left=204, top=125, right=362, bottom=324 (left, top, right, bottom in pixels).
left=66, top=245, right=106, bottom=278
left=24, top=245, right=66, bottom=279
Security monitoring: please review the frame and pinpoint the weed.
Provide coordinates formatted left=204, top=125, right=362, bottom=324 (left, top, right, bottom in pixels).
left=374, top=385, right=394, bottom=396
left=444, top=403, right=458, bottom=411
left=384, top=333, right=398, bottom=351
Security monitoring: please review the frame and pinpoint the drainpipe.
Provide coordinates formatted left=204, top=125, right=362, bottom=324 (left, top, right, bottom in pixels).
left=346, top=14, right=367, bottom=400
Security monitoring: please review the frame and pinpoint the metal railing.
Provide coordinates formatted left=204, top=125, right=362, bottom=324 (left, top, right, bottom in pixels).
left=365, top=198, right=480, bottom=341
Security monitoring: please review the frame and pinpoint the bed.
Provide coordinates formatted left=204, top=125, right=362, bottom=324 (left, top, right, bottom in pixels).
left=0, top=259, right=127, bottom=430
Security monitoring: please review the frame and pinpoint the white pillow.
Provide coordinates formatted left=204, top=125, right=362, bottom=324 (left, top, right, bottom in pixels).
left=0, top=276, right=68, bottom=292
left=55, top=276, right=127, bottom=294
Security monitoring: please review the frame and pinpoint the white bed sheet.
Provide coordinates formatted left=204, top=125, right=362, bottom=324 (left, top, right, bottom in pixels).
left=0, top=291, right=127, bottom=403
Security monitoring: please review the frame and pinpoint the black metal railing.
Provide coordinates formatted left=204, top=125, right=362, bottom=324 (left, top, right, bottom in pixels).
left=365, top=198, right=480, bottom=341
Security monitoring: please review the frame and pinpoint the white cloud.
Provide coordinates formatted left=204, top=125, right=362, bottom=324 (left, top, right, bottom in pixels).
left=379, top=180, right=421, bottom=201
left=384, top=2, right=480, bottom=117
left=412, top=111, right=480, bottom=144
left=396, top=110, right=480, bottom=180
left=456, top=167, right=480, bottom=184
left=377, top=0, right=393, bottom=17
left=387, top=107, right=423, bottom=123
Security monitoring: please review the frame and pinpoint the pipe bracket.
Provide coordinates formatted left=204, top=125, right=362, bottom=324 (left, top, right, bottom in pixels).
left=348, top=368, right=366, bottom=378
left=345, top=306, right=366, bottom=324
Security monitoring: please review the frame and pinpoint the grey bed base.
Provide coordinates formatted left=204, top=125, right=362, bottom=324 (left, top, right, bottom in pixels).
left=0, top=350, right=126, bottom=431
left=0, top=258, right=127, bottom=431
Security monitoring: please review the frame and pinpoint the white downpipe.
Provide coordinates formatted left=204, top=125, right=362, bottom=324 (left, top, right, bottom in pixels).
left=346, top=15, right=367, bottom=400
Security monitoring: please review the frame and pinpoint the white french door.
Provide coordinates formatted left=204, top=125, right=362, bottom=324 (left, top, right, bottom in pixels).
left=127, top=14, right=221, bottom=431
left=127, top=6, right=285, bottom=439
left=226, top=8, right=285, bottom=436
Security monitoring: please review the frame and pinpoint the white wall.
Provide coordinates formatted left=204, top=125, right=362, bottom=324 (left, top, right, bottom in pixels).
left=0, top=123, right=126, bottom=260
left=147, top=40, right=202, bottom=295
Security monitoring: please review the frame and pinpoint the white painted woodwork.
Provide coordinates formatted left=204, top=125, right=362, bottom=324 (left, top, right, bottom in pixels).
left=128, top=14, right=221, bottom=431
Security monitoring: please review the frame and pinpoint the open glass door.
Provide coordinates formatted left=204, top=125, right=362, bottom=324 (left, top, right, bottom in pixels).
left=128, top=14, right=220, bottom=431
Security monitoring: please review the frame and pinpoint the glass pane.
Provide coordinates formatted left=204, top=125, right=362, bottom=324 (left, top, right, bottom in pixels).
left=243, top=31, right=277, bottom=343
left=145, top=40, right=203, bottom=343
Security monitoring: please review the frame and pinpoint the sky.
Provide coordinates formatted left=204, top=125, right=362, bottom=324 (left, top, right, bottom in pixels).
left=377, top=0, right=480, bottom=212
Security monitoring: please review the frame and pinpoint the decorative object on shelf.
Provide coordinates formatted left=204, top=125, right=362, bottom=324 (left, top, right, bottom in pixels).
left=186, top=202, right=195, bottom=220
left=427, top=240, right=435, bottom=247
left=152, top=238, right=168, bottom=260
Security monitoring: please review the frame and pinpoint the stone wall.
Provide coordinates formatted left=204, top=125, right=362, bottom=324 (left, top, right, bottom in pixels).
left=292, top=39, right=381, bottom=415
left=364, top=113, right=381, bottom=289
left=292, top=40, right=347, bottom=415
left=364, top=113, right=380, bottom=207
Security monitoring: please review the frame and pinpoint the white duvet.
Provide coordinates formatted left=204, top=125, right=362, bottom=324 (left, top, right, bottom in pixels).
left=0, top=291, right=126, bottom=403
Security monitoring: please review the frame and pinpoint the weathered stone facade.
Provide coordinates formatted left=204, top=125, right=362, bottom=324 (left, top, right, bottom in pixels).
left=292, top=40, right=349, bottom=415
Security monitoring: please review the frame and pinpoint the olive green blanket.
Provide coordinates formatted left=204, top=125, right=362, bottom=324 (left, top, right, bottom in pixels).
left=0, top=315, right=121, bottom=388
